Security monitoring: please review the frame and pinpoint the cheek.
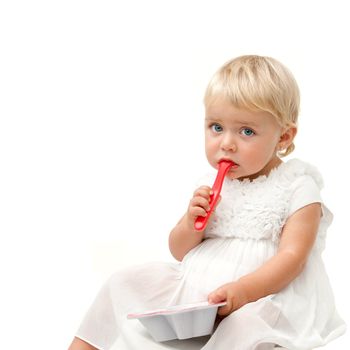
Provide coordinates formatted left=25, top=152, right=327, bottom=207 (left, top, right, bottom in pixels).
left=205, top=143, right=214, bottom=161
left=205, top=136, right=217, bottom=153
left=205, top=138, right=219, bottom=164
left=241, top=142, right=275, bottom=163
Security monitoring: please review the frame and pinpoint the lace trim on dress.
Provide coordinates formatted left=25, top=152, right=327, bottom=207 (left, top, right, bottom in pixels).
left=202, top=159, right=325, bottom=242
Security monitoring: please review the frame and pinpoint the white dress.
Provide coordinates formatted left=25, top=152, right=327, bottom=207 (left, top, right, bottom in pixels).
left=76, top=159, right=346, bottom=350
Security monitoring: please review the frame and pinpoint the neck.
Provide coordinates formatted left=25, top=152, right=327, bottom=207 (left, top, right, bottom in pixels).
left=243, top=156, right=282, bottom=181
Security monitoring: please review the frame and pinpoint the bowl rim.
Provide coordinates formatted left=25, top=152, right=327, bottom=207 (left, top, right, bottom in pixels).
left=127, top=301, right=227, bottom=319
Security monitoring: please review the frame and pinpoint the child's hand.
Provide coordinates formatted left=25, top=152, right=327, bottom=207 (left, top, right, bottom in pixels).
left=208, top=281, right=249, bottom=317
left=187, top=186, right=213, bottom=230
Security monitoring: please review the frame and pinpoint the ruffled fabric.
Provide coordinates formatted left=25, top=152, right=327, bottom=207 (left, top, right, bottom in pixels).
left=202, top=159, right=326, bottom=244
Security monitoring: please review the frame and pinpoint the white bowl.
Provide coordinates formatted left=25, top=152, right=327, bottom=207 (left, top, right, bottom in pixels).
left=127, top=301, right=226, bottom=342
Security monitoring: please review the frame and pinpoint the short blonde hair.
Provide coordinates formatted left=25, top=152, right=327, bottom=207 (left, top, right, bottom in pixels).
left=204, top=55, right=300, bottom=157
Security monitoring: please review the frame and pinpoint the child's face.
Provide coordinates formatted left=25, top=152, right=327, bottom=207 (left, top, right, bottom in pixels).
left=205, top=99, right=284, bottom=181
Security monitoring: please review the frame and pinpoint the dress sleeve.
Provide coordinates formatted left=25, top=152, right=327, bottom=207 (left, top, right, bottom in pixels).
left=287, top=175, right=323, bottom=217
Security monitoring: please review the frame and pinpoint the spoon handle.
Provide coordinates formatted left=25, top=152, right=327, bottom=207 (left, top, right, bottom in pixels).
left=194, top=160, right=233, bottom=231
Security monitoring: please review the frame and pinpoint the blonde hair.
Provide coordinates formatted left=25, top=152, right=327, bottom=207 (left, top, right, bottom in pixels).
left=204, top=55, right=300, bottom=157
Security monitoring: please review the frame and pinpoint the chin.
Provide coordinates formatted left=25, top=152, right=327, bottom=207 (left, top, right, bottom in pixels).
left=226, top=169, right=241, bottom=180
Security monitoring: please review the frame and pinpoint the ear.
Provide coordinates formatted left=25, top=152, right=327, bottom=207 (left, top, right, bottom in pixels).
left=278, top=126, right=297, bottom=151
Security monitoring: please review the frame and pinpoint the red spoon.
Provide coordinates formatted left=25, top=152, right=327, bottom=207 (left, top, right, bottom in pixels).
left=194, top=160, right=234, bottom=231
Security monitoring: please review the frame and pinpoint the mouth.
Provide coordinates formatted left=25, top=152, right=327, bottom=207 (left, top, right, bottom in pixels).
left=219, top=159, right=238, bottom=167
left=228, top=164, right=239, bottom=173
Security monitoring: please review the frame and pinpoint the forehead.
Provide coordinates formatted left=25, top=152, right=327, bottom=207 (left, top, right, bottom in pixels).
left=205, top=100, right=276, bottom=127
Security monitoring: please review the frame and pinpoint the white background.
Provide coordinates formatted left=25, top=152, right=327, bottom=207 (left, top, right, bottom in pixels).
left=0, top=0, right=349, bottom=349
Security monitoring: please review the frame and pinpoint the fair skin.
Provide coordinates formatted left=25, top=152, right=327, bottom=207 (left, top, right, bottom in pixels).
left=69, top=100, right=318, bottom=349
left=169, top=98, right=321, bottom=317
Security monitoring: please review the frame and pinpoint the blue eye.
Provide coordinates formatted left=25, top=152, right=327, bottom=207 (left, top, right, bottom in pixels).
left=241, top=128, right=255, bottom=137
left=210, top=123, right=223, bottom=133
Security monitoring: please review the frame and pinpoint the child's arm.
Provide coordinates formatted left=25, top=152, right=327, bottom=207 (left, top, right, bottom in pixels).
left=169, top=186, right=212, bottom=261
left=208, top=202, right=321, bottom=316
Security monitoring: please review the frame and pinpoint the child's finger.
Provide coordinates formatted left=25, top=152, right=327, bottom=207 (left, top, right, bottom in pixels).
left=208, top=287, right=233, bottom=316
left=193, top=186, right=212, bottom=199
left=217, top=300, right=233, bottom=317
left=208, top=288, right=226, bottom=304
left=190, top=207, right=208, bottom=219
left=190, top=196, right=210, bottom=211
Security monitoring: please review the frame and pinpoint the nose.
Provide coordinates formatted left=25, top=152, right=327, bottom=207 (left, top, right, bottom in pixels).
left=221, top=132, right=237, bottom=152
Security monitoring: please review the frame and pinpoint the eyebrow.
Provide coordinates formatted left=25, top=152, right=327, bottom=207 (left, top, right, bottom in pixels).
left=205, top=117, right=260, bottom=128
left=234, top=120, right=260, bottom=127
